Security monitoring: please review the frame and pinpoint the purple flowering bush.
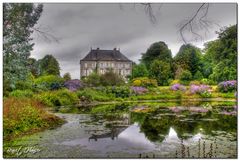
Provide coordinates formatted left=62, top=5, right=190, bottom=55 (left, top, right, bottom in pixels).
left=170, top=83, right=186, bottom=91
left=64, top=79, right=83, bottom=91
left=131, top=86, right=148, bottom=95
left=190, top=84, right=212, bottom=98
left=218, top=80, right=237, bottom=93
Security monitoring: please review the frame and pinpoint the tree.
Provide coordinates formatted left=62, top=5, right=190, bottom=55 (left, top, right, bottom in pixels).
left=149, top=60, right=172, bottom=86
left=3, top=3, right=43, bottom=92
left=204, top=25, right=237, bottom=82
left=174, top=44, right=202, bottom=77
left=100, top=70, right=125, bottom=86
left=27, top=58, right=40, bottom=77
left=193, top=70, right=204, bottom=80
left=132, top=63, right=149, bottom=79
left=82, top=72, right=101, bottom=87
left=141, top=41, right=172, bottom=69
left=63, top=72, right=71, bottom=81
left=179, top=70, right=192, bottom=83
left=39, top=55, right=60, bottom=76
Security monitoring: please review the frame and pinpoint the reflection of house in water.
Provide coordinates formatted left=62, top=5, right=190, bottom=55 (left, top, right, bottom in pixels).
left=88, top=113, right=130, bottom=141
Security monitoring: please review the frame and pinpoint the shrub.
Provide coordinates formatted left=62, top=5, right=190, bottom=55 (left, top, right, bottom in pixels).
left=76, top=88, right=112, bottom=102
left=82, top=72, right=101, bottom=87
left=9, top=90, right=34, bottom=98
left=3, top=98, right=63, bottom=140
left=132, top=79, right=142, bottom=86
left=190, top=84, right=212, bottom=98
left=64, top=79, right=84, bottom=91
left=169, top=79, right=181, bottom=86
left=131, top=77, right=158, bottom=87
left=218, top=80, right=237, bottom=93
left=179, top=70, right=192, bottom=82
left=34, top=75, right=64, bottom=91
left=100, top=70, right=125, bottom=86
left=36, top=89, right=78, bottom=107
left=105, top=86, right=131, bottom=98
left=200, top=78, right=216, bottom=85
left=170, top=84, right=186, bottom=91
left=193, top=70, right=204, bottom=80
left=189, top=80, right=201, bottom=85
left=131, top=86, right=148, bottom=95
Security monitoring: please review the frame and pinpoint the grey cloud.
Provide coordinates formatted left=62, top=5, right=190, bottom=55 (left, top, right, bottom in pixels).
left=31, top=3, right=237, bottom=79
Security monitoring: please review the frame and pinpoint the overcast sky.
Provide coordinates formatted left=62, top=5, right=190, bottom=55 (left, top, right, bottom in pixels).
left=31, top=3, right=237, bottom=79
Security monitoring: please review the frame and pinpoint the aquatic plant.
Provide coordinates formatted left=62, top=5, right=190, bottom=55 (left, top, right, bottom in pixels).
left=189, top=107, right=208, bottom=113
left=170, top=83, right=186, bottom=91
left=220, top=110, right=237, bottom=116
left=218, top=80, right=237, bottom=93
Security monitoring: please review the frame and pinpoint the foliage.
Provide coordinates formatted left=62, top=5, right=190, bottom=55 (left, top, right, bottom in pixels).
left=63, top=72, right=71, bottom=81
left=141, top=41, right=172, bottom=69
left=27, top=58, right=40, bottom=77
left=34, top=75, right=64, bottom=91
left=38, top=55, right=60, bottom=76
left=64, top=79, right=83, bottom=91
left=217, top=80, right=237, bottom=93
left=174, top=44, right=202, bottom=77
left=193, top=70, right=204, bottom=80
left=179, top=70, right=192, bottom=84
left=99, top=70, right=125, bottom=86
left=169, top=79, right=181, bottom=85
left=189, top=80, right=201, bottom=85
left=76, top=88, right=112, bottom=102
left=204, top=25, right=237, bottom=82
left=190, top=84, right=212, bottom=98
left=104, top=86, right=131, bottom=98
left=149, top=60, right=172, bottom=86
left=82, top=71, right=101, bottom=87
left=132, top=63, right=149, bottom=78
left=200, top=78, right=216, bottom=85
left=36, top=89, right=78, bottom=107
left=132, top=77, right=158, bottom=87
left=3, top=98, right=63, bottom=140
left=170, top=84, right=186, bottom=91
left=9, top=90, right=34, bottom=98
left=3, top=4, right=43, bottom=91
left=131, top=86, right=148, bottom=95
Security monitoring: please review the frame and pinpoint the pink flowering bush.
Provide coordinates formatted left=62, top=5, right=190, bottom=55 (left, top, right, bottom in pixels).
left=64, top=79, right=83, bottom=91
left=170, top=83, right=186, bottom=91
left=190, top=84, right=212, bottom=98
left=131, top=86, right=148, bottom=95
left=218, top=80, right=237, bottom=93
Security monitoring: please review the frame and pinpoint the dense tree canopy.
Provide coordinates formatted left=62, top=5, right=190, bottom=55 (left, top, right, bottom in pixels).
left=204, top=25, right=237, bottom=82
left=63, top=72, right=71, bottom=81
left=132, top=63, right=149, bottom=79
left=149, top=60, right=172, bottom=86
left=38, top=55, right=60, bottom=76
left=141, top=41, right=172, bottom=69
left=3, top=3, right=43, bottom=91
left=174, top=44, right=202, bottom=79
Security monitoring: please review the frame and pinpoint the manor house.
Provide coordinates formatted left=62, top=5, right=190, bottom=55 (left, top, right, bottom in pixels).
left=80, top=48, right=132, bottom=78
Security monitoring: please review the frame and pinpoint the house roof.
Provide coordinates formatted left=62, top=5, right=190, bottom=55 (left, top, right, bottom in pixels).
left=80, top=48, right=132, bottom=62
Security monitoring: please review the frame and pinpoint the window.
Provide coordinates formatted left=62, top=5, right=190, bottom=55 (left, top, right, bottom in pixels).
left=85, top=63, right=87, bottom=68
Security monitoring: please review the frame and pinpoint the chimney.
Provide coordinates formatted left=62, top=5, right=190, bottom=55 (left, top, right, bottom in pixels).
left=113, top=47, right=117, bottom=50
left=97, top=47, right=100, bottom=50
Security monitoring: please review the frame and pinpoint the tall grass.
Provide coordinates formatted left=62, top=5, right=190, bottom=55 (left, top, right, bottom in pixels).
left=3, top=98, right=64, bottom=141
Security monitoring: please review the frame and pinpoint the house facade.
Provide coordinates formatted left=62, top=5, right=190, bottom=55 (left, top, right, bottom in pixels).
left=80, top=48, right=132, bottom=79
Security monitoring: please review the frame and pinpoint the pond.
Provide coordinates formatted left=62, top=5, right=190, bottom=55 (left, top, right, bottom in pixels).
left=4, top=101, right=237, bottom=158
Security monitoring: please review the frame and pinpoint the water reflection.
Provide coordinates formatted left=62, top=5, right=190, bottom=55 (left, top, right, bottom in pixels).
left=55, top=102, right=237, bottom=158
